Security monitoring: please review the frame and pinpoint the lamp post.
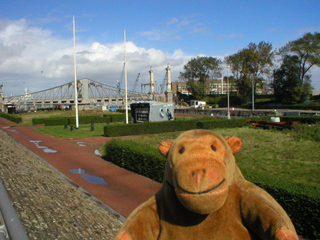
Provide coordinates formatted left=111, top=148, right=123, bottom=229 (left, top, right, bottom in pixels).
left=227, top=66, right=231, bottom=119
left=124, top=30, right=128, bottom=124
left=252, top=74, right=255, bottom=111
left=73, top=16, right=79, bottom=129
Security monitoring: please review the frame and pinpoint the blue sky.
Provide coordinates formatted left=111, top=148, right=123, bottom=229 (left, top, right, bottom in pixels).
left=1, top=0, right=320, bottom=96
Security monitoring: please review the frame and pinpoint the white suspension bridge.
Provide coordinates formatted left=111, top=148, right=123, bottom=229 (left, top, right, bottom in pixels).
left=1, top=65, right=174, bottom=113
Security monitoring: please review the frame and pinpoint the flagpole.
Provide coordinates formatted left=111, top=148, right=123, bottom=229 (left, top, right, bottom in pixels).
left=124, top=30, right=129, bottom=124
left=73, top=16, right=79, bottom=128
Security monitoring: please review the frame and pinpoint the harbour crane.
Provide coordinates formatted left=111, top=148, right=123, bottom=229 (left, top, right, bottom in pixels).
left=117, top=63, right=125, bottom=95
left=132, top=73, right=140, bottom=92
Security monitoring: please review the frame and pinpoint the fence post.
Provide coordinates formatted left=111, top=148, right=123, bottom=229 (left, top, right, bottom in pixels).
left=0, top=179, right=29, bottom=240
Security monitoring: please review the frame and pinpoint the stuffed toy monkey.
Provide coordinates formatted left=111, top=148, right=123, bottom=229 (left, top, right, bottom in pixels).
left=115, top=129, right=298, bottom=240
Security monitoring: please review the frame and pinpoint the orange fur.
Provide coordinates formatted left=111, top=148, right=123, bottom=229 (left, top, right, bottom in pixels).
left=114, top=130, right=298, bottom=240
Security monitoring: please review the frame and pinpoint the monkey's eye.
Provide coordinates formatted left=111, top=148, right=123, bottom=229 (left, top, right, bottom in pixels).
left=179, top=147, right=185, bottom=154
left=211, top=145, right=217, bottom=151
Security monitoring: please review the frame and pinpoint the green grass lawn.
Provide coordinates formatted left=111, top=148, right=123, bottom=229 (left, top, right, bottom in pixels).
left=128, top=127, right=320, bottom=188
left=30, top=109, right=319, bottom=188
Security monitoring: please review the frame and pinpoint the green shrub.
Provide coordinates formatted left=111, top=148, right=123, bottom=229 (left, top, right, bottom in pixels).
left=0, top=112, right=22, bottom=123
left=92, top=116, right=112, bottom=123
left=281, top=116, right=320, bottom=124
left=116, top=109, right=131, bottom=114
left=255, top=104, right=320, bottom=111
left=242, top=169, right=320, bottom=240
left=102, top=139, right=320, bottom=239
left=111, top=114, right=130, bottom=122
left=104, top=123, right=134, bottom=137
left=33, top=117, right=68, bottom=126
left=68, top=116, right=100, bottom=124
left=103, top=117, right=267, bottom=137
left=103, top=113, right=132, bottom=122
left=198, top=118, right=252, bottom=129
left=44, top=117, right=68, bottom=126
left=217, top=95, right=245, bottom=107
left=104, top=119, right=198, bottom=137
left=101, top=139, right=165, bottom=182
left=291, top=123, right=320, bottom=142
left=32, top=118, right=48, bottom=125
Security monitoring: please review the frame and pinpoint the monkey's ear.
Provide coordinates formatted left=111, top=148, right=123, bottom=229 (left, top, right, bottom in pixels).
left=159, top=139, right=174, bottom=157
left=226, top=136, right=242, bottom=154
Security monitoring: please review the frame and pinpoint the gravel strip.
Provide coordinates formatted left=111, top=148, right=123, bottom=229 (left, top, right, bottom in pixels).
left=0, top=129, right=122, bottom=239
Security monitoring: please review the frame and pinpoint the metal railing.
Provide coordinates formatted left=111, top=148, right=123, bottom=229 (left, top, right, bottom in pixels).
left=0, top=179, right=29, bottom=240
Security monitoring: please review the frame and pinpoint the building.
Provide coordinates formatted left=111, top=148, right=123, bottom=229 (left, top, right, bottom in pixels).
left=208, top=79, right=238, bottom=95
left=312, top=90, right=320, bottom=96
left=172, top=79, right=238, bottom=96
left=172, top=82, right=191, bottom=95
left=172, top=78, right=267, bottom=96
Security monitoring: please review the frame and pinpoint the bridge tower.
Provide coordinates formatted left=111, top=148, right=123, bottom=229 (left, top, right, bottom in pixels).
left=78, top=78, right=90, bottom=104
left=165, top=64, right=173, bottom=102
left=149, top=67, right=155, bottom=99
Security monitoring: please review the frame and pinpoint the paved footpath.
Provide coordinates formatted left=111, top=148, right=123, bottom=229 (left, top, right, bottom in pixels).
left=0, top=117, right=161, bottom=239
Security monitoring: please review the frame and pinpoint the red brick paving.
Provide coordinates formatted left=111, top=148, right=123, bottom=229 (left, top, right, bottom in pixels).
left=0, top=117, right=161, bottom=218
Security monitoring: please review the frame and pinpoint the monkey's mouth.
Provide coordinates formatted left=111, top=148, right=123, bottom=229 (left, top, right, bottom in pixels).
left=176, top=179, right=226, bottom=195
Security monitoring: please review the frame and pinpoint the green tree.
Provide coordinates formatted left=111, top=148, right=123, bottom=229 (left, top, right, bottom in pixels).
left=225, top=42, right=274, bottom=101
left=180, top=56, right=222, bottom=99
left=278, top=32, right=320, bottom=84
left=273, top=32, right=319, bottom=104
left=273, top=55, right=313, bottom=104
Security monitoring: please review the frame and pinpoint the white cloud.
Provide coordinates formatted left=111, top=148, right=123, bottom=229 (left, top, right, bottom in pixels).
left=191, top=27, right=211, bottom=35
left=218, top=33, right=244, bottom=39
left=137, top=30, right=163, bottom=40
left=167, top=18, right=179, bottom=26
left=177, top=19, right=194, bottom=27
left=0, top=18, right=195, bottom=96
left=138, top=15, right=212, bottom=41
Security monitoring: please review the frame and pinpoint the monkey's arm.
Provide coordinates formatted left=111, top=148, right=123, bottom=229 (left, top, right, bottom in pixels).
left=238, top=178, right=298, bottom=240
left=114, top=196, right=160, bottom=240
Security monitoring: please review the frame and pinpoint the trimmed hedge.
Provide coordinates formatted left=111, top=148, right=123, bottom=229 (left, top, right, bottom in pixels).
left=44, top=117, right=68, bottom=126
left=256, top=104, right=320, bottom=111
left=32, top=117, right=74, bottom=125
left=104, top=119, right=197, bottom=137
left=281, top=116, right=320, bottom=124
left=242, top=169, right=320, bottom=240
left=103, top=117, right=270, bottom=137
left=103, top=113, right=132, bottom=122
left=0, top=112, right=22, bottom=123
left=115, top=109, right=132, bottom=114
left=32, top=118, right=47, bottom=125
left=68, top=116, right=108, bottom=125
left=102, top=139, right=165, bottom=183
left=102, top=139, right=319, bottom=240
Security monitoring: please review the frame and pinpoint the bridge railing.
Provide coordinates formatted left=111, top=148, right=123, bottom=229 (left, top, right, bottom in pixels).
left=0, top=179, right=29, bottom=240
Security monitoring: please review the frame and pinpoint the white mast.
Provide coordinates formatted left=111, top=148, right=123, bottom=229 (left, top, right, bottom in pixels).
left=73, top=16, right=79, bottom=128
left=221, top=74, right=224, bottom=94
left=124, top=30, right=129, bottom=124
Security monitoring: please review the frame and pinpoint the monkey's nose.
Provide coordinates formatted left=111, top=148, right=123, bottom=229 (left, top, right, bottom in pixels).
left=192, top=169, right=206, bottom=190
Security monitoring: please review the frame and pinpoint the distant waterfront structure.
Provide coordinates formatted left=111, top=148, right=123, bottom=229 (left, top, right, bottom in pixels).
left=165, top=64, right=173, bottom=103
left=149, top=67, right=155, bottom=95
left=171, top=79, right=267, bottom=96
left=2, top=63, right=176, bottom=113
